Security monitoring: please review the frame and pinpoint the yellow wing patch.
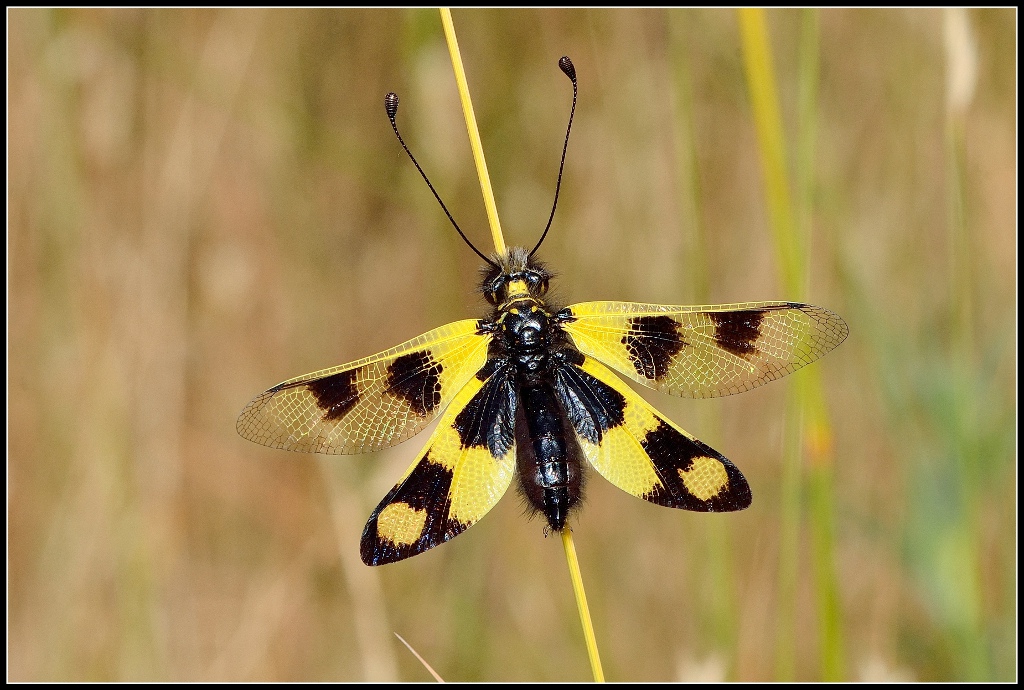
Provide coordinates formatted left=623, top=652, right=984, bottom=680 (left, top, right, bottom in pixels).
left=236, top=320, right=490, bottom=454
left=563, top=301, right=847, bottom=399
left=376, top=503, right=428, bottom=546
left=360, top=366, right=518, bottom=565
left=678, top=456, right=730, bottom=501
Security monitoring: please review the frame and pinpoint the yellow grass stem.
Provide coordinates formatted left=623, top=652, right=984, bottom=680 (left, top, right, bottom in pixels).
left=562, top=529, right=605, bottom=683
left=439, top=12, right=601, bottom=681
left=737, top=8, right=802, bottom=289
left=439, top=8, right=506, bottom=255
left=736, top=10, right=800, bottom=679
left=737, top=8, right=844, bottom=680
left=668, top=13, right=738, bottom=674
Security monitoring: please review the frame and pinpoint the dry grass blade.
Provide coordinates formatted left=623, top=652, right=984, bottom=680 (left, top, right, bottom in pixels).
left=394, top=633, right=445, bottom=682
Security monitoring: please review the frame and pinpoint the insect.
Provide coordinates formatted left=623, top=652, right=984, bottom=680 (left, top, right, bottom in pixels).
left=237, top=57, right=848, bottom=566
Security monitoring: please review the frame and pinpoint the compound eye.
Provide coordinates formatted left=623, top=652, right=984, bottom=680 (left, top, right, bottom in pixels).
left=485, top=278, right=505, bottom=304
left=525, top=272, right=549, bottom=295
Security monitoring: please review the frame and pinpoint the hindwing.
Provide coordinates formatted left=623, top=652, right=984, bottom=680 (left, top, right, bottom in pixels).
left=237, top=321, right=490, bottom=454
left=562, top=301, right=847, bottom=399
left=361, top=362, right=517, bottom=565
left=552, top=352, right=751, bottom=511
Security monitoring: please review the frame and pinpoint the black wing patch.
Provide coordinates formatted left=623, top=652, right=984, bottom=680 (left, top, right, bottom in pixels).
left=710, top=309, right=765, bottom=359
left=622, top=315, right=687, bottom=380
left=386, top=351, right=443, bottom=416
left=306, top=368, right=360, bottom=421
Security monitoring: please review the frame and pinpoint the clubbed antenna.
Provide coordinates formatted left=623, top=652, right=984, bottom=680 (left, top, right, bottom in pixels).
left=385, top=92, right=497, bottom=267
left=530, top=56, right=578, bottom=257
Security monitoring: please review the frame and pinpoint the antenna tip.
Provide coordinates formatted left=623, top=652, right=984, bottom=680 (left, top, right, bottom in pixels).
left=558, top=56, right=576, bottom=82
left=384, top=92, right=399, bottom=120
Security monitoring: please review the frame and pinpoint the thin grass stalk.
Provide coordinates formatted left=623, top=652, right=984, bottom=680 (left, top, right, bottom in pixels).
left=776, top=390, right=803, bottom=681
left=942, top=8, right=987, bottom=679
left=562, top=530, right=605, bottom=682
left=438, top=8, right=506, bottom=255
left=668, top=11, right=738, bottom=676
left=395, top=632, right=445, bottom=682
left=795, top=8, right=818, bottom=283
left=737, top=7, right=844, bottom=680
left=804, top=370, right=844, bottom=682
left=945, top=106, right=988, bottom=684
left=438, top=9, right=603, bottom=681
left=667, top=12, right=709, bottom=306
left=736, top=9, right=800, bottom=679
left=796, top=11, right=844, bottom=681
left=736, top=9, right=802, bottom=284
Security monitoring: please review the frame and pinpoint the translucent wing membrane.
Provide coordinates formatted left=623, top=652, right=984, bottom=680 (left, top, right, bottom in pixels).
left=563, top=301, right=848, bottom=399
left=237, top=321, right=490, bottom=454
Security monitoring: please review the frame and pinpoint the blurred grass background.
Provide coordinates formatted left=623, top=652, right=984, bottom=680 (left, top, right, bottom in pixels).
left=8, top=8, right=1016, bottom=681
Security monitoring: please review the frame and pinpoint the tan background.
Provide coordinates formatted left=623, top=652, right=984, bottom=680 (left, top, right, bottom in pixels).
left=8, top=8, right=1016, bottom=681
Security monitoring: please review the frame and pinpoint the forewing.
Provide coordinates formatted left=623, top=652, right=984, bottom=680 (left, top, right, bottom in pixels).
left=553, top=352, right=751, bottom=511
left=562, top=301, right=847, bottom=399
left=361, top=362, right=517, bottom=565
left=236, top=320, right=490, bottom=454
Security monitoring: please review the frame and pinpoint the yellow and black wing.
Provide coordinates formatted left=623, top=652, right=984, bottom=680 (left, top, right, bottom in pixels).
left=552, top=351, right=750, bottom=511
left=361, top=361, right=517, bottom=565
left=562, top=301, right=847, bottom=399
left=237, top=321, right=490, bottom=455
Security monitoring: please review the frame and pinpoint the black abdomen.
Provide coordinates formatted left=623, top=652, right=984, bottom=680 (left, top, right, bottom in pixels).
left=514, top=381, right=585, bottom=529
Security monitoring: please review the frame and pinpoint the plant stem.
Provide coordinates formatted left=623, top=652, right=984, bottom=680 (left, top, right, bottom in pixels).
left=562, top=529, right=605, bottom=682
left=439, top=10, right=603, bottom=681
left=737, top=7, right=845, bottom=680
left=438, top=8, right=506, bottom=255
